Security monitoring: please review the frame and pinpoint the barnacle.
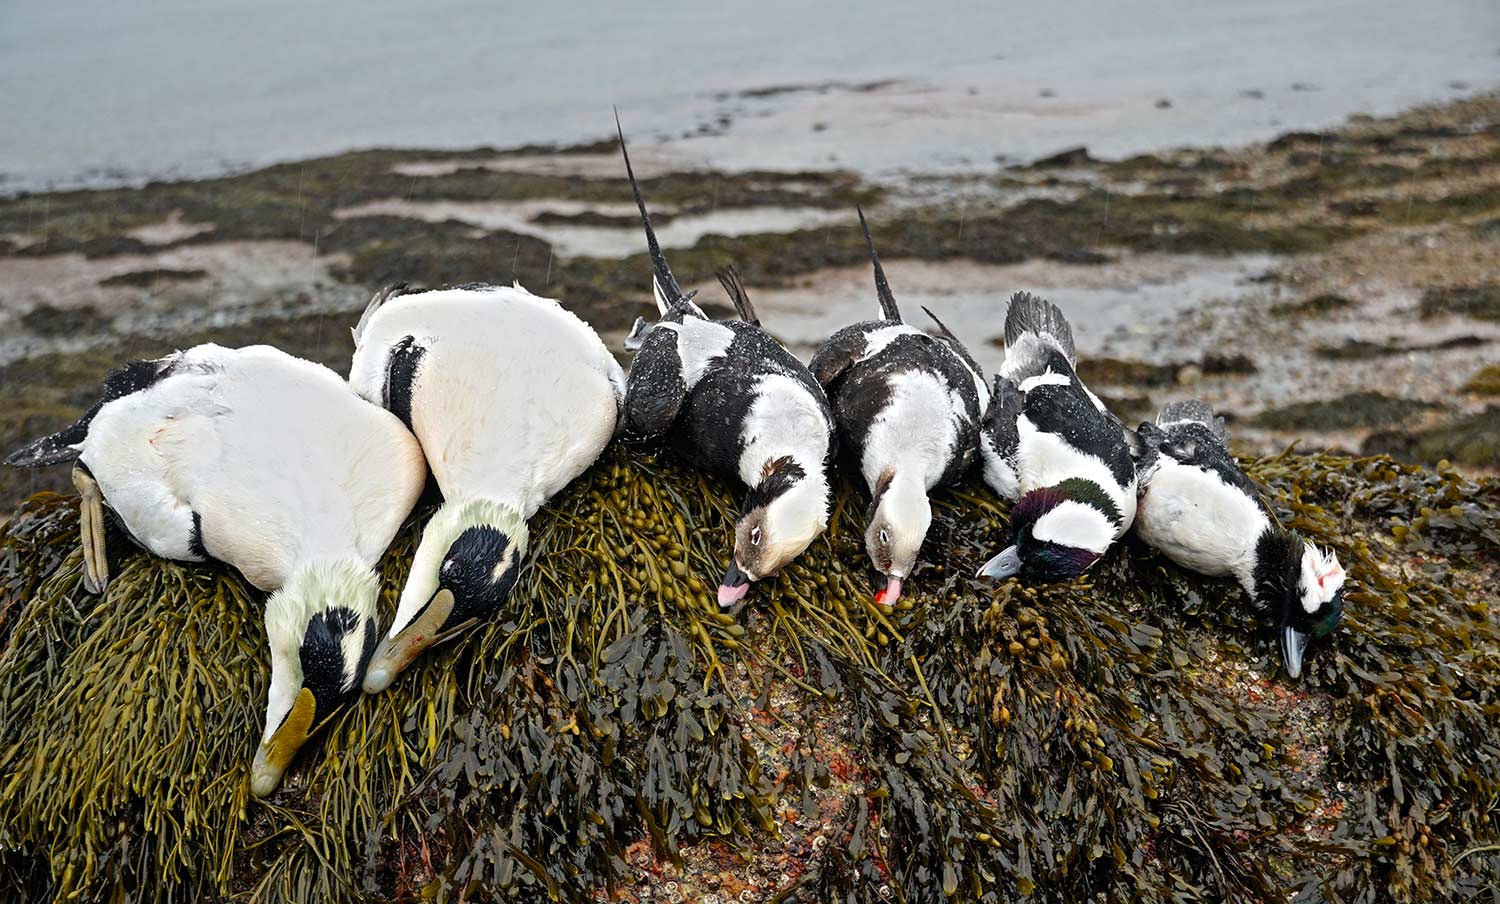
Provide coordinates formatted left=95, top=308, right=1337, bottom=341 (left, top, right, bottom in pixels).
left=0, top=449, right=1496, bottom=902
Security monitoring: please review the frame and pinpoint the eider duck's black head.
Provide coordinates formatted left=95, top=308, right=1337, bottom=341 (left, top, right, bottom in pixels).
left=363, top=498, right=528, bottom=694
left=977, top=478, right=1119, bottom=584
left=719, top=456, right=830, bottom=610
left=254, top=560, right=381, bottom=797
left=1253, top=528, right=1347, bottom=679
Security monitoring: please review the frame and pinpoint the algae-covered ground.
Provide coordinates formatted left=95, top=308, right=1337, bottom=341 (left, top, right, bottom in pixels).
left=0, top=447, right=1497, bottom=903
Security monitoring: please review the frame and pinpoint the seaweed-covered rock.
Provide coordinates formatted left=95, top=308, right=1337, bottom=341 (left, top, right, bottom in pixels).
left=1465, top=365, right=1500, bottom=396
left=1, top=448, right=1498, bottom=903
left=1365, top=406, right=1500, bottom=468
left=1420, top=284, right=1500, bottom=322
left=1253, top=393, right=1441, bottom=431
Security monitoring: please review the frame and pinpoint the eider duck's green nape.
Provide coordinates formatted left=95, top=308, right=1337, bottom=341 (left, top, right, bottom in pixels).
left=363, top=497, right=529, bottom=694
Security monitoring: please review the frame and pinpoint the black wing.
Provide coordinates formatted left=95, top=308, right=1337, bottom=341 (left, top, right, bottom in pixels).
left=1159, top=421, right=1263, bottom=502
left=622, top=324, right=688, bottom=441
left=808, top=323, right=872, bottom=389
left=5, top=357, right=172, bottom=468
left=382, top=335, right=427, bottom=432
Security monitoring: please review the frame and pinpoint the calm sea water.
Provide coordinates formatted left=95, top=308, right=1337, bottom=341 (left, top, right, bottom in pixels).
left=1, top=0, right=1497, bottom=190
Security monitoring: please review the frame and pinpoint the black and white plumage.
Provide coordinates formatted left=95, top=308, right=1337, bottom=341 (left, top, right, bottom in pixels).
left=4, top=344, right=427, bottom=796
left=348, top=281, right=624, bottom=692
left=616, top=120, right=835, bottom=610
left=976, top=293, right=1138, bottom=583
left=1133, top=400, right=1346, bottom=678
left=808, top=210, right=987, bottom=606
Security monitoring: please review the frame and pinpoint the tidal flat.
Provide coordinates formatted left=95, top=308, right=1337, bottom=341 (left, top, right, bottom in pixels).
left=2, top=94, right=1498, bottom=504
left=1, top=94, right=1499, bottom=902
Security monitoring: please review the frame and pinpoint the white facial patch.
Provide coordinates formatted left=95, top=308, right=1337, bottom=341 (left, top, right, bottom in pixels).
left=1031, top=500, right=1115, bottom=554
left=1298, top=543, right=1346, bottom=613
left=340, top=624, right=366, bottom=692
left=1018, top=370, right=1071, bottom=392
left=756, top=472, right=831, bottom=576
left=490, top=545, right=516, bottom=584
left=872, top=478, right=932, bottom=578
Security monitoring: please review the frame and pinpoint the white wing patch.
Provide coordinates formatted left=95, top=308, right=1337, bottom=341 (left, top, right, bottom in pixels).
left=1019, top=370, right=1071, bottom=392
left=1032, top=500, right=1115, bottom=553
left=662, top=318, right=735, bottom=389
left=858, top=324, right=923, bottom=363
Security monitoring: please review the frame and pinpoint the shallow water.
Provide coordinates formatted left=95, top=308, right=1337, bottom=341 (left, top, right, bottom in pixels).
left=2, top=0, right=1496, bottom=191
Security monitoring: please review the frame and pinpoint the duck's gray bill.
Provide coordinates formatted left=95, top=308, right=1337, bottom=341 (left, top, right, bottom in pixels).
left=977, top=546, right=1022, bottom=580
left=1281, top=625, right=1310, bottom=680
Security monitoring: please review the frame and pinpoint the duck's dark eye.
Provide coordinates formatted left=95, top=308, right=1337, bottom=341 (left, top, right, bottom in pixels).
left=750, top=527, right=762, bottom=546
left=878, top=529, right=889, bottom=546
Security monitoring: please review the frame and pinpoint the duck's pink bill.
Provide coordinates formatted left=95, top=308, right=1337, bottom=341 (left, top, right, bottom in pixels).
left=874, top=576, right=903, bottom=607
left=718, top=582, right=751, bottom=608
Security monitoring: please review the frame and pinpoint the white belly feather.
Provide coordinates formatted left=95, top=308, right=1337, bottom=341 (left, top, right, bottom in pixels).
left=1016, top=414, right=1137, bottom=536
left=1135, top=457, right=1267, bottom=577
left=860, top=371, right=964, bottom=492
left=737, top=373, right=831, bottom=486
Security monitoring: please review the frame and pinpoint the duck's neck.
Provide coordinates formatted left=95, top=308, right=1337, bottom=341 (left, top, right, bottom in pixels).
left=1238, top=524, right=1297, bottom=617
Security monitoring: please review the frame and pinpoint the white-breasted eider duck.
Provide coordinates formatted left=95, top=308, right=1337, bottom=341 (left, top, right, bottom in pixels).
left=1133, top=400, right=1346, bottom=678
left=808, top=210, right=988, bottom=606
left=4, top=344, right=427, bottom=796
left=348, top=281, right=624, bottom=693
left=616, top=118, right=836, bottom=611
left=976, top=293, right=1138, bottom=583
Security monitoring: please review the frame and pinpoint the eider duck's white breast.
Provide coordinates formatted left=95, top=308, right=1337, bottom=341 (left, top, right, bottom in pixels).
left=83, top=344, right=424, bottom=589
left=349, top=284, right=621, bottom=516
left=736, top=372, right=831, bottom=487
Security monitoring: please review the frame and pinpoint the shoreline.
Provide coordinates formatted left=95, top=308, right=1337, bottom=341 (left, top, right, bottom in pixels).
left=2, top=92, right=1498, bottom=503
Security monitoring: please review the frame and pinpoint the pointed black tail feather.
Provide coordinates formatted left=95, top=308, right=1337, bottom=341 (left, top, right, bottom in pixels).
left=856, top=207, right=900, bottom=322
left=716, top=268, right=759, bottom=325
left=920, top=304, right=985, bottom=380
left=615, top=109, right=686, bottom=313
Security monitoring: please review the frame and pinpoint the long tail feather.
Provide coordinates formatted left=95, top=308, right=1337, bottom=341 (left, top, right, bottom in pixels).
left=615, top=109, right=686, bottom=314
left=921, top=304, right=984, bottom=380
left=856, top=207, right=900, bottom=322
left=716, top=268, right=759, bottom=325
